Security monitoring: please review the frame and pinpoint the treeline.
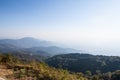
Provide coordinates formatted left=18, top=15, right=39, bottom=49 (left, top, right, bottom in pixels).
left=81, top=69, right=120, bottom=80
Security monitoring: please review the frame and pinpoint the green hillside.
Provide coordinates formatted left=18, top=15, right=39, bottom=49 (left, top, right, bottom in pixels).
left=46, top=53, right=120, bottom=74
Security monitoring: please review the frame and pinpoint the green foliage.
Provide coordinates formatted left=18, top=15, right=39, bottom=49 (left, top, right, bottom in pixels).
left=85, top=70, right=92, bottom=76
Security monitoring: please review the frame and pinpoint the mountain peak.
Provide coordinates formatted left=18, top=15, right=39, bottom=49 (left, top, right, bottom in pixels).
left=20, top=37, right=37, bottom=40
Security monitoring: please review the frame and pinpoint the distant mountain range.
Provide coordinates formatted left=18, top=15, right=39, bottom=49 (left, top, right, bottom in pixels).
left=0, top=37, right=53, bottom=48
left=0, top=37, right=80, bottom=56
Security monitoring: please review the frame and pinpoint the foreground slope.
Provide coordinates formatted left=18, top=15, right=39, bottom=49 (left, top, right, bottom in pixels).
left=0, top=53, right=87, bottom=80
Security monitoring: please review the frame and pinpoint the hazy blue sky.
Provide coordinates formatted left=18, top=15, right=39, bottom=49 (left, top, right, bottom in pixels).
left=1, top=0, right=120, bottom=55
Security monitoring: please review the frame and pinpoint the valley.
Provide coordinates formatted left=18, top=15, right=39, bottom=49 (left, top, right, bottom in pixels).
left=0, top=38, right=120, bottom=80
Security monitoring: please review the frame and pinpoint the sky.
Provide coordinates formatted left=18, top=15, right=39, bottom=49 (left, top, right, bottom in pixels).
left=1, top=0, right=120, bottom=55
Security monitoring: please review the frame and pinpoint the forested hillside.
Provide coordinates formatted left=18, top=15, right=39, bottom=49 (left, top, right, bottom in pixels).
left=46, top=53, right=120, bottom=74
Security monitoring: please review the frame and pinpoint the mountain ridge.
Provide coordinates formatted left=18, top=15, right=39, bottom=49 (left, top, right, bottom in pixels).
left=0, top=37, right=81, bottom=56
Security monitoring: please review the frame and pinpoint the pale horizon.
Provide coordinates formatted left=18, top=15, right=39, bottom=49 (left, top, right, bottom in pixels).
left=1, top=0, right=120, bottom=56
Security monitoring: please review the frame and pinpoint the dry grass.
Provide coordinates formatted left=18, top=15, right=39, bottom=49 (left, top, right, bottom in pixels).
left=0, top=65, right=13, bottom=80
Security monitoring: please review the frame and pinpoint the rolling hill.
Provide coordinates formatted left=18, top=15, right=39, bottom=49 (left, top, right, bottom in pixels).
left=46, top=53, right=120, bottom=74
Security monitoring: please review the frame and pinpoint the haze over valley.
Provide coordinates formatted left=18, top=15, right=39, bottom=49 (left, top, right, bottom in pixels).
left=1, top=0, right=120, bottom=80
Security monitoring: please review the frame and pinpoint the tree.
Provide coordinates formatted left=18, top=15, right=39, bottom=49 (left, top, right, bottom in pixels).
left=85, top=70, right=92, bottom=76
left=92, top=75, right=99, bottom=80
left=111, top=70, right=120, bottom=80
